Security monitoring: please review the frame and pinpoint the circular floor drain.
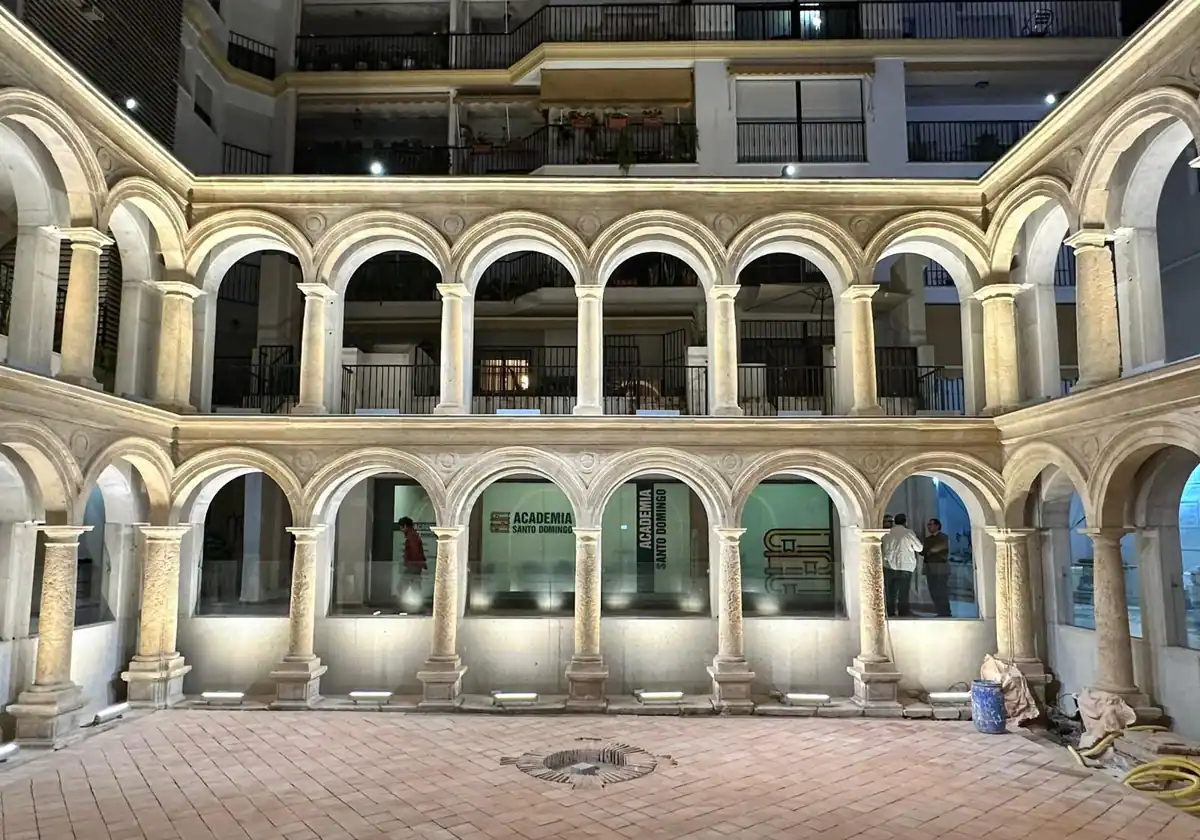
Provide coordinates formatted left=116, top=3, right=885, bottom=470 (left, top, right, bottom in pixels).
left=501, top=740, right=660, bottom=787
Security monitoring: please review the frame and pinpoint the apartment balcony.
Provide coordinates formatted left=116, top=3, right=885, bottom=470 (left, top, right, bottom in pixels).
left=739, top=364, right=964, bottom=416
left=227, top=33, right=276, bottom=80
left=736, top=120, right=867, bottom=164
left=222, top=143, right=271, bottom=175
left=907, top=120, right=1039, bottom=163
left=294, top=2, right=1121, bottom=74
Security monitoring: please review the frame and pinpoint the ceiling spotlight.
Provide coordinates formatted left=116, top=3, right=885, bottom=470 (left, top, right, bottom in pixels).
left=781, top=163, right=800, bottom=179
left=1043, top=93, right=1057, bottom=106
left=124, top=97, right=138, bottom=111
left=368, top=160, right=385, bottom=176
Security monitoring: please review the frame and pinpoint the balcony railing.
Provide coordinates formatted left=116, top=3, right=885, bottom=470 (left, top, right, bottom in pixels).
left=222, top=143, right=271, bottom=175
left=736, top=120, right=867, bottom=164
left=0, top=262, right=11, bottom=334
left=341, top=364, right=440, bottom=414
left=604, top=365, right=708, bottom=415
left=907, top=120, right=1039, bottom=163
left=739, top=364, right=963, bottom=415
left=227, top=32, right=276, bottom=80
left=211, top=360, right=300, bottom=413
left=294, top=143, right=452, bottom=176
left=474, top=362, right=578, bottom=415
left=296, top=3, right=1121, bottom=72
left=925, top=242, right=1077, bottom=287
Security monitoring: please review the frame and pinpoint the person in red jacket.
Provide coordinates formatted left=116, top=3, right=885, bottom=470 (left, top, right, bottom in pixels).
left=397, top=516, right=427, bottom=612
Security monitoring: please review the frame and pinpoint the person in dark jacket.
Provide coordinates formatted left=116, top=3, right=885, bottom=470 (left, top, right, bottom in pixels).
left=922, top=518, right=953, bottom=617
left=397, top=516, right=427, bottom=611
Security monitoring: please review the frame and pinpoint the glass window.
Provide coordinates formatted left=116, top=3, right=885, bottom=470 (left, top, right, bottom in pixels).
left=740, top=480, right=842, bottom=617
left=600, top=479, right=709, bottom=616
left=196, top=473, right=293, bottom=616
left=1067, top=492, right=1094, bottom=629
left=1179, top=468, right=1200, bottom=648
left=467, top=480, right=574, bottom=615
left=330, top=477, right=437, bottom=616
left=30, top=487, right=113, bottom=630
left=1122, top=533, right=1141, bottom=639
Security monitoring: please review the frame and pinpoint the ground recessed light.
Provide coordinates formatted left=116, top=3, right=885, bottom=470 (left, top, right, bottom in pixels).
left=783, top=692, right=830, bottom=706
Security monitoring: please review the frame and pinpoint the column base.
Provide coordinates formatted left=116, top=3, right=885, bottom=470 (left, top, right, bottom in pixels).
left=981, top=404, right=1020, bottom=417
left=152, top=401, right=197, bottom=414
left=848, top=404, right=884, bottom=417
left=565, top=656, right=608, bottom=710
left=55, top=373, right=102, bottom=391
left=1088, top=684, right=1162, bottom=723
left=1012, top=658, right=1051, bottom=704
left=9, top=682, right=86, bottom=747
left=433, top=403, right=466, bottom=416
left=291, top=403, right=327, bottom=416
left=572, top=404, right=603, bottom=416
left=1071, top=376, right=1117, bottom=394
left=710, top=405, right=745, bottom=418
left=708, top=658, right=756, bottom=713
left=417, top=657, right=467, bottom=708
left=269, top=657, right=327, bottom=709
left=121, top=655, right=192, bottom=709
left=848, top=657, right=902, bottom=712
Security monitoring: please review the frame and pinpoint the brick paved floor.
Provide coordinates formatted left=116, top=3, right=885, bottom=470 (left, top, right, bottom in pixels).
left=0, top=712, right=1195, bottom=840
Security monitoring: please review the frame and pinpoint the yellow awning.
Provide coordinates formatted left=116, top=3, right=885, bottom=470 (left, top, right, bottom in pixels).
left=539, top=68, right=693, bottom=108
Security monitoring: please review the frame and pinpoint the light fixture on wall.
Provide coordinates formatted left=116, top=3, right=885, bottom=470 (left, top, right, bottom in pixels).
left=368, top=160, right=386, bottom=176
left=124, top=98, right=138, bottom=111
left=781, top=164, right=801, bottom=179
left=1043, top=93, right=1058, bottom=106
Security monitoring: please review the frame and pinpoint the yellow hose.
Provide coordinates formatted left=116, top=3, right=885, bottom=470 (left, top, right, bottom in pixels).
left=1081, top=732, right=1122, bottom=758
left=1124, top=756, right=1200, bottom=814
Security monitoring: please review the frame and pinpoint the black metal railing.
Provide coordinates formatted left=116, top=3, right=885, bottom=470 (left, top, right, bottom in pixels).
left=924, top=262, right=954, bottom=287
left=1061, top=367, right=1079, bottom=395
left=533, top=121, right=698, bottom=167
left=340, top=364, right=439, bottom=414
left=907, top=120, right=1039, bottom=163
left=222, top=143, right=271, bottom=175
left=345, top=254, right=443, bottom=302
left=473, top=362, right=578, bottom=415
left=210, top=360, right=300, bottom=413
left=297, top=3, right=1121, bottom=72
left=737, top=120, right=867, bottom=164
left=227, top=32, right=277, bottom=80
left=0, top=262, right=12, bottom=334
left=1055, top=243, right=1077, bottom=287
left=294, top=142, right=451, bottom=176
left=879, top=366, right=965, bottom=415
left=739, top=365, right=836, bottom=416
left=603, top=365, right=707, bottom=415
left=218, top=261, right=260, bottom=305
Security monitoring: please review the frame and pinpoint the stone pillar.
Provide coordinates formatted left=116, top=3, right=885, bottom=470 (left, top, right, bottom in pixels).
left=270, top=526, right=328, bottom=708
left=1066, top=231, right=1121, bottom=390
left=294, top=283, right=336, bottom=414
left=1082, top=528, right=1149, bottom=709
left=574, top=286, right=604, bottom=415
left=988, top=529, right=1044, bottom=676
left=1112, top=227, right=1166, bottom=373
left=115, top=278, right=152, bottom=398
left=57, top=228, right=114, bottom=388
left=566, top=527, right=606, bottom=708
left=434, top=283, right=470, bottom=414
left=122, top=525, right=193, bottom=707
left=975, top=283, right=1027, bottom=415
left=418, top=526, right=468, bottom=706
left=6, top=225, right=62, bottom=374
left=848, top=528, right=901, bottom=710
left=843, top=285, right=882, bottom=416
left=708, top=284, right=743, bottom=417
left=153, top=279, right=204, bottom=411
left=708, top=527, right=754, bottom=710
left=10, top=525, right=91, bottom=746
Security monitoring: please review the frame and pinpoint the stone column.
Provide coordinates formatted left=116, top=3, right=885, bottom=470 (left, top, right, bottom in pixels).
left=57, top=228, right=114, bottom=388
left=843, top=285, right=883, bottom=416
left=11, top=525, right=91, bottom=746
left=153, top=279, right=204, bottom=411
left=988, top=529, right=1044, bottom=675
left=6, top=225, right=62, bottom=375
left=574, top=286, right=604, bottom=415
left=1112, top=227, right=1166, bottom=373
left=294, top=283, right=336, bottom=414
left=418, top=526, right=468, bottom=706
left=708, top=527, right=754, bottom=710
left=1066, top=231, right=1121, bottom=390
left=115, top=278, right=152, bottom=398
left=270, top=526, right=328, bottom=708
left=566, top=527, right=606, bottom=708
left=122, top=525, right=193, bottom=707
left=434, top=283, right=470, bottom=414
left=708, top=284, right=743, bottom=416
left=975, top=283, right=1027, bottom=415
left=1082, top=528, right=1148, bottom=708
left=848, top=528, right=901, bottom=710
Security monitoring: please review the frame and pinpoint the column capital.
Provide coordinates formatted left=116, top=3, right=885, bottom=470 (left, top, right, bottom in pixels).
left=1064, top=229, right=1111, bottom=251
left=37, top=524, right=92, bottom=543
left=986, top=527, right=1037, bottom=543
left=973, top=283, right=1030, bottom=303
left=1080, top=526, right=1132, bottom=543
left=573, top=526, right=602, bottom=540
left=137, top=525, right=193, bottom=542
left=287, top=525, right=327, bottom=543
left=859, top=528, right=889, bottom=544
left=713, top=526, right=746, bottom=543
left=841, top=284, right=880, bottom=302
left=60, top=227, right=113, bottom=252
left=296, top=282, right=337, bottom=301
left=707, top=283, right=740, bottom=302
left=437, top=282, right=471, bottom=300
left=575, top=284, right=604, bottom=301
left=154, top=280, right=205, bottom=300
left=431, top=526, right=465, bottom=540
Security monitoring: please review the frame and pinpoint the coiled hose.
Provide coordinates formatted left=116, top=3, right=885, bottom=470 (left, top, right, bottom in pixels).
left=1068, top=726, right=1200, bottom=815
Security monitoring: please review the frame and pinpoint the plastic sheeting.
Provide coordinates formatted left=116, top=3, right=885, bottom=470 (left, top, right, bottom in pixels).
left=1076, top=689, right=1136, bottom=749
left=980, top=654, right=1040, bottom=726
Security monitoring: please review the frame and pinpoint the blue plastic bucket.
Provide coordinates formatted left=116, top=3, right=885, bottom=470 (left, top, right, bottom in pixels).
left=971, top=680, right=1006, bottom=734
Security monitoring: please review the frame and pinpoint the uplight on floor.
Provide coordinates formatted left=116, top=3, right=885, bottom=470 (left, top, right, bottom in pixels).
left=782, top=693, right=830, bottom=707
left=88, top=702, right=131, bottom=726
left=635, top=689, right=684, bottom=704
left=201, top=691, right=245, bottom=705
left=349, top=690, right=393, bottom=703
left=491, top=691, right=539, bottom=706
left=928, top=691, right=972, bottom=705
left=0, top=742, right=18, bottom=763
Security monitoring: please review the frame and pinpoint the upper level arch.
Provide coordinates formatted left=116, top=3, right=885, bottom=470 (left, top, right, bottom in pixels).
left=726, top=213, right=863, bottom=296
left=314, top=210, right=452, bottom=295
left=302, top=448, right=448, bottom=526
left=445, top=447, right=587, bottom=528
left=453, top=211, right=587, bottom=294
left=865, top=211, right=989, bottom=294
left=100, top=176, right=187, bottom=274
left=0, top=421, right=81, bottom=521
left=585, top=448, right=730, bottom=530
left=986, top=175, right=1076, bottom=275
left=79, top=437, right=173, bottom=526
left=1003, top=441, right=1092, bottom=527
left=872, top=451, right=1004, bottom=528
left=1090, top=419, right=1200, bottom=527
left=728, top=449, right=870, bottom=527
left=185, top=209, right=315, bottom=292
left=591, top=211, right=725, bottom=291
left=171, top=446, right=304, bottom=526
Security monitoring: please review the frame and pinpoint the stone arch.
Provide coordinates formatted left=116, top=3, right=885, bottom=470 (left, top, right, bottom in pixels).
left=445, top=447, right=587, bottom=527
left=0, top=88, right=107, bottom=226
left=171, top=447, right=304, bottom=525
left=0, top=421, right=82, bottom=521
left=728, top=449, right=871, bottom=527
left=1090, top=419, right=1200, bottom=527
left=79, top=437, right=174, bottom=525
left=585, top=448, right=730, bottom=530
left=865, top=211, right=990, bottom=294
left=591, top=210, right=726, bottom=291
left=453, top=211, right=588, bottom=294
left=100, top=176, right=187, bottom=272
left=726, top=212, right=864, bottom=296
left=1002, top=441, right=1092, bottom=526
left=987, top=175, right=1077, bottom=275
left=314, top=210, right=452, bottom=294
left=872, top=452, right=1004, bottom=528
left=1073, top=86, right=1200, bottom=227
left=302, top=448, right=448, bottom=526
left=184, top=208, right=315, bottom=291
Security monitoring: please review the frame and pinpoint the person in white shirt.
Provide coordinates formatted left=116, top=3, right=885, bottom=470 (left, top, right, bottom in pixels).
left=881, top=513, right=923, bottom=617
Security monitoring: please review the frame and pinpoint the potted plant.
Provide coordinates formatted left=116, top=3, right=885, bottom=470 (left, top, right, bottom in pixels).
left=607, top=111, right=629, bottom=130
left=642, top=108, right=663, bottom=128
left=569, top=110, right=592, bottom=129
left=615, top=128, right=636, bottom=175
left=472, top=134, right=493, bottom=154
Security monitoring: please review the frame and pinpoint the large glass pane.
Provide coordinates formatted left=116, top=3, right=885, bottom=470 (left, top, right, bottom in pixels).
left=600, top=479, right=709, bottom=616
left=740, top=480, right=842, bottom=617
left=1122, top=533, right=1141, bottom=639
left=330, top=477, right=437, bottom=616
left=467, top=480, right=575, bottom=615
left=1179, top=468, right=1200, bottom=648
left=1067, top=492, right=1094, bottom=629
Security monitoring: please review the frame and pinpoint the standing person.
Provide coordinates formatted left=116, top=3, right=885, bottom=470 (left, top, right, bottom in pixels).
left=922, top=518, right=953, bottom=617
left=881, top=513, right=923, bottom=617
left=397, top=516, right=427, bottom=612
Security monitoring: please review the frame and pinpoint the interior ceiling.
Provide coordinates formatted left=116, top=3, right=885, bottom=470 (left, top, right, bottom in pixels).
left=905, top=66, right=1092, bottom=106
